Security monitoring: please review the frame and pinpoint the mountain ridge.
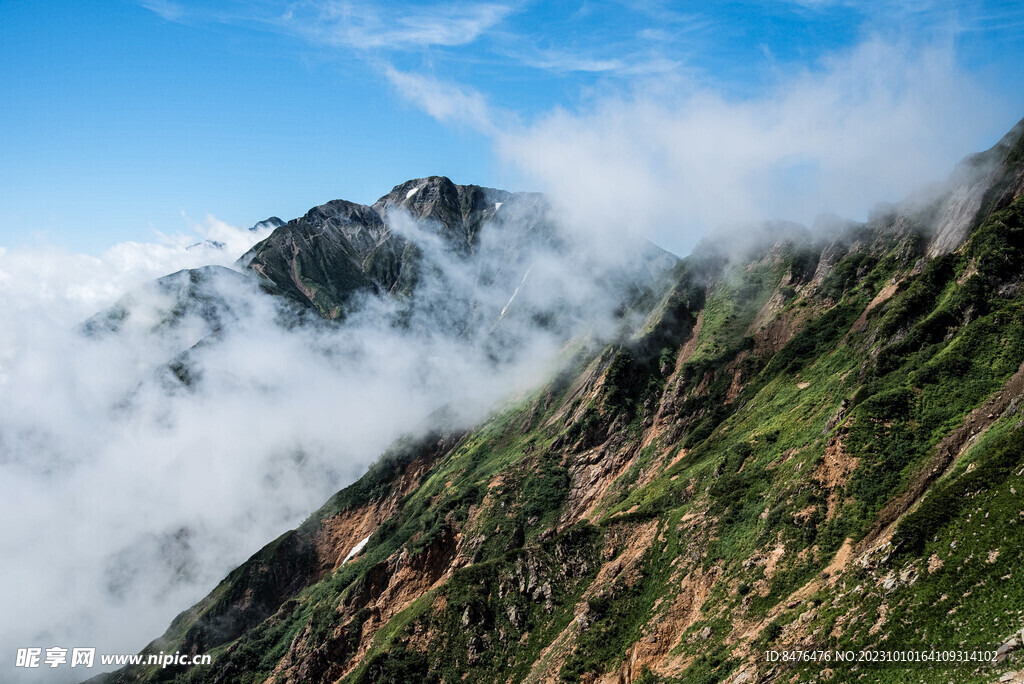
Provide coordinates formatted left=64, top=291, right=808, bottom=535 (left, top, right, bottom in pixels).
left=99, top=118, right=1024, bottom=684
left=85, top=176, right=678, bottom=393
left=238, top=177, right=546, bottom=321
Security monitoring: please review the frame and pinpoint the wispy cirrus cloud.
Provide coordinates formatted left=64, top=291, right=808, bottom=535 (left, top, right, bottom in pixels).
left=493, top=42, right=683, bottom=76
left=486, top=3, right=708, bottom=77
left=383, top=65, right=503, bottom=134
left=136, top=0, right=698, bottom=78
left=953, top=4, right=1024, bottom=32
left=279, top=1, right=514, bottom=50
left=776, top=0, right=1023, bottom=32
left=140, top=0, right=186, bottom=22
left=137, top=0, right=515, bottom=52
left=508, top=48, right=626, bottom=74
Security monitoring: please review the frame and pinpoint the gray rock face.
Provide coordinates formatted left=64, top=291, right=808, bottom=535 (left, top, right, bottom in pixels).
left=371, top=176, right=511, bottom=254
left=925, top=163, right=999, bottom=257
left=995, top=635, right=1020, bottom=663
left=924, top=116, right=1024, bottom=257
left=239, top=176, right=677, bottom=327
left=238, top=177, right=521, bottom=319
left=239, top=201, right=385, bottom=319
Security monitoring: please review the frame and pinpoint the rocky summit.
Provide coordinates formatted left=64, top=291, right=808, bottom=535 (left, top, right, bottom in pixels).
left=96, top=117, right=1024, bottom=683
left=238, top=177, right=532, bottom=320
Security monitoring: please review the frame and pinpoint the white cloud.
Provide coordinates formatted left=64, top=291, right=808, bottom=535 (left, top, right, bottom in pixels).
left=0, top=216, right=273, bottom=325
left=365, top=30, right=1008, bottom=257
left=494, top=44, right=683, bottom=77
left=511, top=48, right=626, bottom=74
left=495, top=37, right=1008, bottom=254
left=384, top=65, right=502, bottom=135
left=140, top=0, right=185, bottom=22
left=0, top=200, right=649, bottom=681
left=0, top=221, right=280, bottom=682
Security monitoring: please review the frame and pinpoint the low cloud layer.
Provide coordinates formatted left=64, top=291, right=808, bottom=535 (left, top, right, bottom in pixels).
left=0, top=216, right=274, bottom=326
left=1, top=222, right=275, bottom=681
left=0, top=201, right=650, bottom=681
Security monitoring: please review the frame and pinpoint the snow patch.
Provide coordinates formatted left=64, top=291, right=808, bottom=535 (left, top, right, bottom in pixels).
left=406, top=186, right=419, bottom=200
left=499, top=267, right=531, bottom=318
left=343, top=535, right=371, bottom=564
left=494, top=202, right=502, bottom=210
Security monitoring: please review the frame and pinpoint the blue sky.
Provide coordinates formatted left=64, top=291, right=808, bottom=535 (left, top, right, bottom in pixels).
left=1, top=0, right=1023, bottom=255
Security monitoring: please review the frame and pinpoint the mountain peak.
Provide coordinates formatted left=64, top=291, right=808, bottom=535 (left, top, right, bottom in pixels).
left=372, top=176, right=512, bottom=254
left=237, top=178, right=557, bottom=319
left=251, top=216, right=286, bottom=232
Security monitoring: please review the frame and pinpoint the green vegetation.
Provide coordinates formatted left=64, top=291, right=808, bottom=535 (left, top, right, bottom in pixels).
left=892, top=424, right=1024, bottom=556
left=120, top=187, right=1024, bottom=684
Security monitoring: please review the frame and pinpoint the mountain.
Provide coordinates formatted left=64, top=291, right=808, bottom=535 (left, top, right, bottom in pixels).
left=83, top=176, right=676, bottom=390
left=101, top=118, right=1024, bottom=683
left=237, top=176, right=657, bottom=326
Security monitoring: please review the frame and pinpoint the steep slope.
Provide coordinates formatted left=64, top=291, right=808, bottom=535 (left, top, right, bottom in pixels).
left=232, top=175, right=676, bottom=366
left=240, top=200, right=390, bottom=319
left=106, top=118, right=1024, bottom=684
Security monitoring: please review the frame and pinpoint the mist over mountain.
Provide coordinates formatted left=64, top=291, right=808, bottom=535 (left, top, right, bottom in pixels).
left=21, top=116, right=1012, bottom=683
left=6, top=2, right=1024, bottom=681
left=0, top=176, right=675, bottom=683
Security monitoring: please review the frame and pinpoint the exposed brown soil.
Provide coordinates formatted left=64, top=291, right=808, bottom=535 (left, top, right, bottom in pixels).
left=823, top=538, right=855, bottom=580
left=564, top=439, right=638, bottom=523
left=844, top=280, right=899, bottom=342
left=267, top=525, right=461, bottom=684
left=763, top=540, right=787, bottom=581
left=814, top=430, right=858, bottom=521
left=957, top=258, right=980, bottom=285
left=677, top=310, right=704, bottom=368
left=604, top=567, right=719, bottom=683
left=521, top=521, right=661, bottom=684
left=746, top=295, right=809, bottom=358
left=314, top=455, right=434, bottom=573
left=723, top=352, right=749, bottom=404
